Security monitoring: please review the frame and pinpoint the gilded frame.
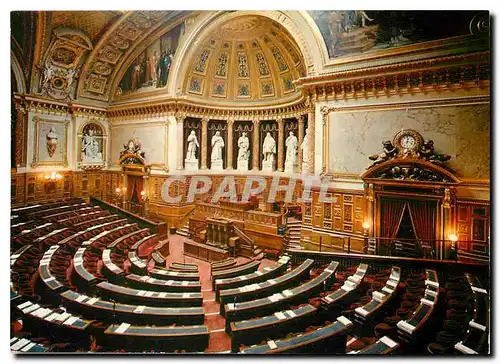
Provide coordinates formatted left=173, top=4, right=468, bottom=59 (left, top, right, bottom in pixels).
left=31, top=116, right=69, bottom=168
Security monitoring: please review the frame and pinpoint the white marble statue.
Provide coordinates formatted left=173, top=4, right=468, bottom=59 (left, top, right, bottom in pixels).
left=262, top=132, right=276, bottom=163
left=81, top=128, right=102, bottom=161
left=237, top=132, right=250, bottom=161
left=285, top=131, right=298, bottom=164
left=211, top=131, right=225, bottom=162
left=301, top=128, right=309, bottom=162
left=186, top=130, right=199, bottom=160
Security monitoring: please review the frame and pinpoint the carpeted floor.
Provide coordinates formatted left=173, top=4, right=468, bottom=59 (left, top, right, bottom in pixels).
left=156, top=234, right=276, bottom=353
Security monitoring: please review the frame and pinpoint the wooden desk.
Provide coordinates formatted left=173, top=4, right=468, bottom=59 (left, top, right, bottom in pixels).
left=72, top=247, right=101, bottom=288
left=215, top=256, right=289, bottom=294
left=11, top=337, right=48, bottom=353
left=149, top=268, right=200, bottom=281
left=127, top=251, right=148, bottom=275
left=240, top=317, right=353, bottom=354
left=102, top=323, right=209, bottom=352
left=354, top=266, right=401, bottom=337
left=125, top=274, right=201, bottom=293
left=396, top=269, right=440, bottom=342
left=224, top=259, right=325, bottom=325
left=321, top=263, right=369, bottom=319
left=211, top=260, right=260, bottom=289
left=170, top=262, right=198, bottom=272
left=97, top=281, right=203, bottom=307
left=230, top=304, right=317, bottom=352
left=184, top=240, right=228, bottom=263
left=101, top=249, right=125, bottom=280
left=351, top=336, right=400, bottom=354
left=15, top=300, right=94, bottom=349
left=455, top=275, right=489, bottom=355
left=61, top=290, right=205, bottom=325
left=211, top=258, right=236, bottom=271
left=219, top=257, right=312, bottom=311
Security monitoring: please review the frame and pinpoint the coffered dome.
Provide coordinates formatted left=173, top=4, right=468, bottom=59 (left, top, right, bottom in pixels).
left=182, top=15, right=306, bottom=106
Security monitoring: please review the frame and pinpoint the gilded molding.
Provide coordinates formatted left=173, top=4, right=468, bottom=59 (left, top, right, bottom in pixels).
left=297, top=51, right=490, bottom=101
left=31, top=116, right=70, bottom=168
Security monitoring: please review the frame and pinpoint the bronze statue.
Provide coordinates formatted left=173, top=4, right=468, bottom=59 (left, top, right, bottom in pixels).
left=367, top=140, right=398, bottom=169
left=419, top=140, right=451, bottom=166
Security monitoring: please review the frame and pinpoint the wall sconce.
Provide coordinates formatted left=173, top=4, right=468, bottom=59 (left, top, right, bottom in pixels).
left=44, top=172, right=63, bottom=182
left=362, top=222, right=370, bottom=254
left=362, top=222, right=370, bottom=235
left=115, top=187, right=121, bottom=194
left=43, top=172, right=62, bottom=194
left=448, top=234, right=458, bottom=247
left=140, top=190, right=146, bottom=199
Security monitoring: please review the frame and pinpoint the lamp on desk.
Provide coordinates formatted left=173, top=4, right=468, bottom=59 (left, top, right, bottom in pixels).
left=448, top=234, right=458, bottom=261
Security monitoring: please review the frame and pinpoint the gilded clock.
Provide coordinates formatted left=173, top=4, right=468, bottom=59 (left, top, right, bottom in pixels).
left=393, top=129, right=423, bottom=153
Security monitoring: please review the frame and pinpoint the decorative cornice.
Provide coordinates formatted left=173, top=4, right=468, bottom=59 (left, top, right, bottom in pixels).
left=106, top=98, right=308, bottom=121
left=14, top=93, right=107, bottom=120
left=296, top=51, right=490, bottom=101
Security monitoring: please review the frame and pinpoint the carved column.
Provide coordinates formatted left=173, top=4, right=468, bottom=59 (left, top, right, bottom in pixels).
left=227, top=117, right=234, bottom=170
left=298, top=115, right=305, bottom=172
left=176, top=113, right=185, bottom=170
left=252, top=118, right=260, bottom=170
left=164, top=118, right=170, bottom=172
left=201, top=117, right=209, bottom=170
left=307, top=106, right=315, bottom=175
left=14, top=101, right=27, bottom=167
left=277, top=117, right=285, bottom=172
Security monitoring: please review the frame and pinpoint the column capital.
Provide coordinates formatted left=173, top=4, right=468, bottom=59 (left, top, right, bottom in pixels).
left=298, top=114, right=305, bottom=123
left=201, top=116, right=210, bottom=124
left=227, top=117, right=234, bottom=126
left=277, top=117, right=284, bottom=125
left=175, top=111, right=186, bottom=122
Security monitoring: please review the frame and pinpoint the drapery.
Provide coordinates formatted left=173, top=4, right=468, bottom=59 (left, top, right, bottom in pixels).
left=127, top=176, right=144, bottom=203
left=381, top=199, right=407, bottom=243
left=407, top=200, right=436, bottom=242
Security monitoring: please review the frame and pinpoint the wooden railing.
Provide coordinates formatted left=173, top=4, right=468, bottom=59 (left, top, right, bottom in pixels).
left=233, top=225, right=254, bottom=249
left=90, top=197, right=167, bottom=236
left=286, top=248, right=489, bottom=286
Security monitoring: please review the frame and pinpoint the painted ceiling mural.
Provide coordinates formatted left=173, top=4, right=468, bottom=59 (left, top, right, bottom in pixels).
left=117, top=23, right=184, bottom=95
left=308, top=10, right=487, bottom=59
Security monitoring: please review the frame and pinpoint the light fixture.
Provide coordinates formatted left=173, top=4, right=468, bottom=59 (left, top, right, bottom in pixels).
left=362, top=222, right=370, bottom=230
left=44, top=172, right=62, bottom=181
left=448, top=234, right=458, bottom=242
left=115, top=187, right=121, bottom=194
left=140, top=190, right=146, bottom=197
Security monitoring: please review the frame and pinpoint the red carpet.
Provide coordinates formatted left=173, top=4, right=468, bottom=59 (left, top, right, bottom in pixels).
left=156, top=234, right=276, bottom=353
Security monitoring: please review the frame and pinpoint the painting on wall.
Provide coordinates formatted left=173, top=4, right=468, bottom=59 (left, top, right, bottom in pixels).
left=117, top=23, right=184, bottom=95
left=308, top=10, right=486, bottom=59
left=31, top=116, right=69, bottom=168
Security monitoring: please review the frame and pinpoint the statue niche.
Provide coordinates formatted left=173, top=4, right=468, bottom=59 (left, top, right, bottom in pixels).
left=78, top=121, right=106, bottom=171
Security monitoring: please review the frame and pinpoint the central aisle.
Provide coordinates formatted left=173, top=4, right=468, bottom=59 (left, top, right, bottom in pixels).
left=163, top=235, right=275, bottom=353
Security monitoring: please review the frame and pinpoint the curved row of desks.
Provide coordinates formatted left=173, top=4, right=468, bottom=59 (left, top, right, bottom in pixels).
left=239, top=316, right=353, bottom=354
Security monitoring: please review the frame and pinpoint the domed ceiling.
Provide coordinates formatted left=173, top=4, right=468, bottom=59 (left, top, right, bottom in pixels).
left=183, top=15, right=306, bottom=105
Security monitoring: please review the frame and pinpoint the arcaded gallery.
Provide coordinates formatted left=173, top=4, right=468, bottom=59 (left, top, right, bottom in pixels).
left=10, top=10, right=490, bottom=354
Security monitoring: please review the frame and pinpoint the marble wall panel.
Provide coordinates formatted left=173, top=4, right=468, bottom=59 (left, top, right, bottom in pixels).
left=329, top=104, right=490, bottom=179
